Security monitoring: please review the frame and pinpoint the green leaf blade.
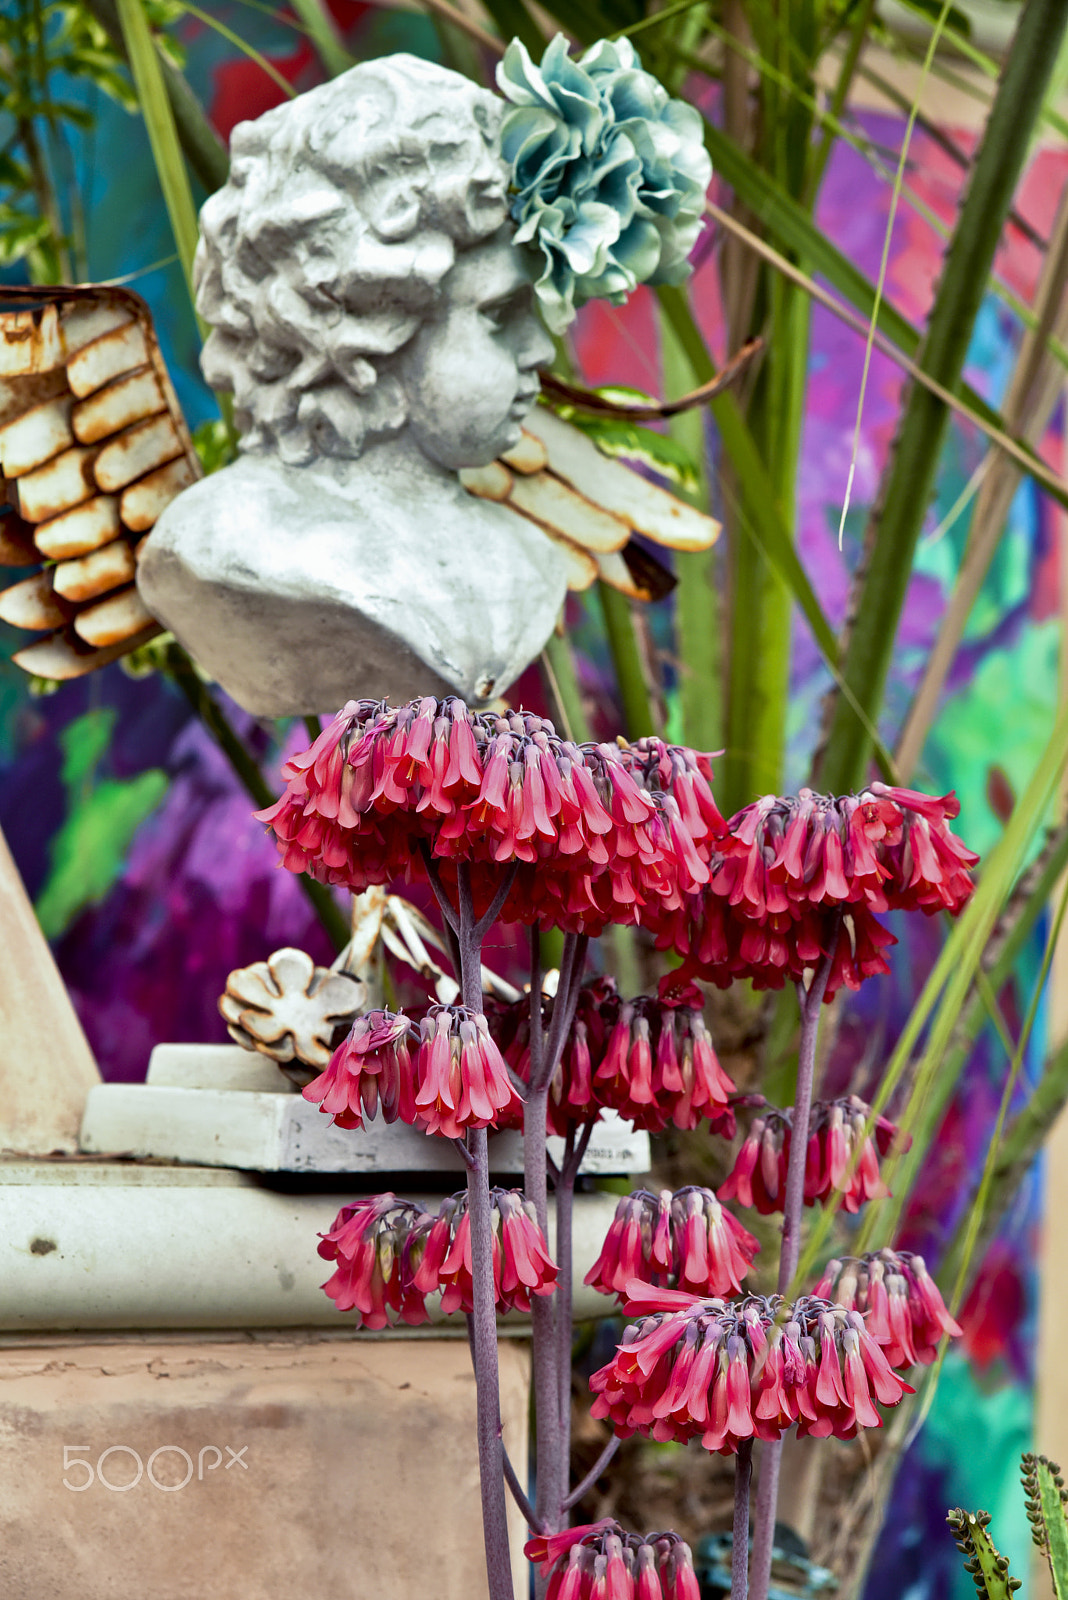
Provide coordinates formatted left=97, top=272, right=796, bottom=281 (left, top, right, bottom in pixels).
left=816, top=0, right=1068, bottom=791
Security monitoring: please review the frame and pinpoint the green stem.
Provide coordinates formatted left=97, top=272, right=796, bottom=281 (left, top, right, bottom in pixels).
left=597, top=580, right=657, bottom=738
left=673, top=546, right=723, bottom=753
left=115, top=0, right=202, bottom=310
left=83, top=0, right=229, bottom=192
left=926, top=823, right=1068, bottom=1101
left=660, top=301, right=723, bottom=755
left=657, top=288, right=844, bottom=713
left=541, top=628, right=592, bottom=743
left=934, top=1032, right=1068, bottom=1305
left=17, top=115, right=71, bottom=282
left=939, top=879, right=1068, bottom=1296
left=804, top=0, right=878, bottom=202
left=288, top=0, right=354, bottom=76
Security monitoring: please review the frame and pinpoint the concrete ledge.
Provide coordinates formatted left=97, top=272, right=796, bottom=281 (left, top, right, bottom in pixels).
left=0, top=1161, right=620, bottom=1331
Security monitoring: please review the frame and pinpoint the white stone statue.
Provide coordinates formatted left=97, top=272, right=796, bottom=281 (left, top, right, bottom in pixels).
left=137, top=56, right=570, bottom=716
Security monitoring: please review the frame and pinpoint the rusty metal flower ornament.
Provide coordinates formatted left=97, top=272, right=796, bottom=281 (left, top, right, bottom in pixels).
left=219, top=947, right=365, bottom=1068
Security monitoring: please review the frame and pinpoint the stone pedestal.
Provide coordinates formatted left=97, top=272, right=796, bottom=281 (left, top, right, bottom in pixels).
left=0, top=822, right=99, bottom=1154
left=0, top=1331, right=529, bottom=1600
left=79, top=1042, right=652, bottom=1177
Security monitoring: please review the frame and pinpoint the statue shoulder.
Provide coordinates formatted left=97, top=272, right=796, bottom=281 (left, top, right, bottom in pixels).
left=145, top=455, right=302, bottom=563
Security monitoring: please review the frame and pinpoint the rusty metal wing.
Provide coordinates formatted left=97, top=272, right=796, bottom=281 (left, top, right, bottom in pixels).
left=461, top=405, right=721, bottom=602
left=0, top=285, right=199, bottom=681
left=0, top=286, right=720, bottom=687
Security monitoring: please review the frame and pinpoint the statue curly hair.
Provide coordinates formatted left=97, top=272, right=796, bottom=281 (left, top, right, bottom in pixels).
left=195, top=55, right=511, bottom=465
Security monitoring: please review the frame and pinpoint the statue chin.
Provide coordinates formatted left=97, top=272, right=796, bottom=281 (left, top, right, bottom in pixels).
left=136, top=450, right=570, bottom=717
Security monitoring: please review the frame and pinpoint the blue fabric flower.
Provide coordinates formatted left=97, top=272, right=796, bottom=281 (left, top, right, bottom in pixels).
left=496, top=35, right=711, bottom=333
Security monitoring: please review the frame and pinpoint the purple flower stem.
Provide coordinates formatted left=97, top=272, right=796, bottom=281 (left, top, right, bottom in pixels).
left=541, top=934, right=589, bottom=1088
left=555, top=1129, right=576, bottom=1458
left=418, top=842, right=460, bottom=934
left=561, top=1433, right=621, bottom=1511
left=525, top=958, right=562, bottom=1555
left=452, top=1136, right=477, bottom=1171
left=526, top=1081, right=562, bottom=1546
left=521, top=927, right=590, bottom=1562
left=503, top=1444, right=544, bottom=1533
left=748, top=922, right=839, bottom=1600
left=554, top=1119, right=594, bottom=1475
left=456, top=864, right=515, bottom=1600
left=732, top=1440, right=753, bottom=1600
left=474, top=862, right=520, bottom=940
left=465, top=1322, right=544, bottom=1534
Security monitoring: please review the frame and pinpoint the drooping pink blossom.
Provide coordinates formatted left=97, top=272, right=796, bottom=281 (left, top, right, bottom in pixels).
left=256, top=699, right=724, bottom=937
left=589, top=1286, right=913, bottom=1452
left=411, top=1188, right=558, bottom=1315
left=486, top=978, right=736, bottom=1137
left=814, top=1249, right=962, bottom=1366
left=658, top=895, right=899, bottom=1000
left=718, top=1096, right=907, bottom=1214
left=485, top=973, right=616, bottom=1137
left=593, top=991, right=736, bottom=1135
left=585, top=1187, right=759, bottom=1301
left=317, top=1194, right=432, bottom=1328
left=713, top=786, right=977, bottom=919
left=302, top=1009, right=416, bottom=1131
left=655, top=784, right=977, bottom=997
left=525, top=1522, right=700, bottom=1600
left=412, top=1006, right=523, bottom=1138
left=320, top=1188, right=557, bottom=1324
left=304, top=1004, right=522, bottom=1139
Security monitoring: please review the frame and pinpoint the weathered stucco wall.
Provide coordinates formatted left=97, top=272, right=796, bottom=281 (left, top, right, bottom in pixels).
left=0, top=1331, right=530, bottom=1600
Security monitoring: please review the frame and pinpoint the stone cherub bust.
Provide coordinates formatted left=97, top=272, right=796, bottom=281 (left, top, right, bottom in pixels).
left=137, top=56, right=570, bottom=716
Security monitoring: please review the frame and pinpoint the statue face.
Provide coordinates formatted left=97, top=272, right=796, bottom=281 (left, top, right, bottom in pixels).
left=398, top=227, right=554, bottom=471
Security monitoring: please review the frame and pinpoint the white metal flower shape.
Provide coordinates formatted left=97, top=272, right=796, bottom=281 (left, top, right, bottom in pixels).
left=219, top=947, right=365, bottom=1068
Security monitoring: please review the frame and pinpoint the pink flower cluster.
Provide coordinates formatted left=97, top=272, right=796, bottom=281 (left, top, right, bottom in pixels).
left=661, top=896, right=897, bottom=1000
left=814, top=1249, right=962, bottom=1366
left=488, top=978, right=736, bottom=1137
left=317, top=1195, right=432, bottom=1328
left=303, top=1005, right=521, bottom=1138
left=589, top=1284, right=912, bottom=1452
left=717, top=785, right=977, bottom=918
left=584, top=1187, right=759, bottom=1300
left=525, top=1521, right=700, bottom=1600
left=318, top=1188, right=557, bottom=1327
left=257, top=699, right=724, bottom=935
left=593, top=991, right=736, bottom=1134
left=718, top=1095, right=906, bottom=1215
left=414, top=1188, right=559, bottom=1315
left=656, top=784, right=977, bottom=997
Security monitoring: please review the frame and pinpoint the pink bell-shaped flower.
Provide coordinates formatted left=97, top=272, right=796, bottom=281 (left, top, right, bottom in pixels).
left=525, top=1522, right=701, bottom=1600
left=589, top=1285, right=913, bottom=1453
left=317, top=1194, right=432, bottom=1329
left=257, top=698, right=725, bottom=937
left=585, top=1187, right=759, bottom=1301
left=814, top=1248, right=962, bottom=1366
